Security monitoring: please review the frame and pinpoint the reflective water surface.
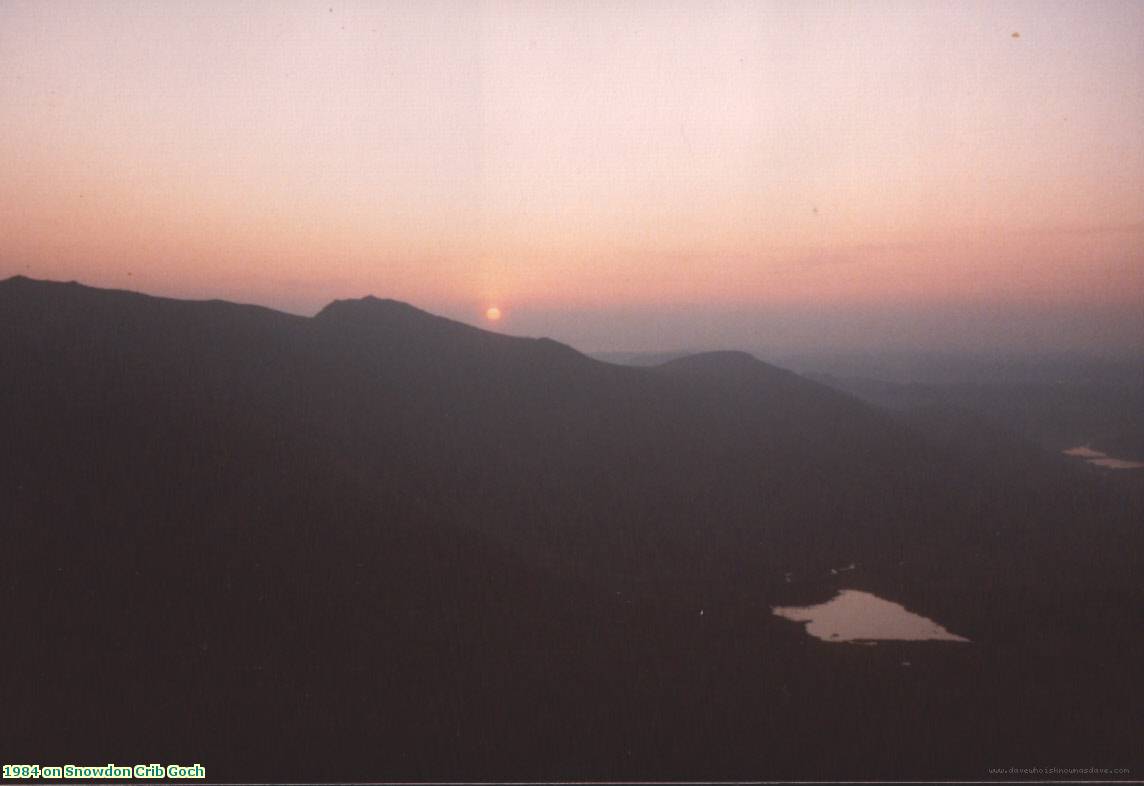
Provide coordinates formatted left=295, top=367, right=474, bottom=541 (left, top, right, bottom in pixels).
left=773, top=589, right=970, bottom=643
left=1062, top=446, right=1144, bottom=470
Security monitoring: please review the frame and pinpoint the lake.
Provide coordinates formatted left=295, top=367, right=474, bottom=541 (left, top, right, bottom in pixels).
left=1062, top=446, right=1144, bottom=470
left=773, top=589, right=970, bottom=643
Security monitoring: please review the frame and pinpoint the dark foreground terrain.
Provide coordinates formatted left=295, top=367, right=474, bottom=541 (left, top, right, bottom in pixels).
left=1, top=276, right=1141, bottom=781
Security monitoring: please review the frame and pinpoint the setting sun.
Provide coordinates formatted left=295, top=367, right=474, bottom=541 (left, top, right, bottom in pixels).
left=2, top=3, right=1142, bottom=782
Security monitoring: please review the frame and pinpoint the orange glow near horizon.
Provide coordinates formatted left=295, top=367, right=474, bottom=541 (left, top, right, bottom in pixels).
left=1, top=1, right=1142, bottom=351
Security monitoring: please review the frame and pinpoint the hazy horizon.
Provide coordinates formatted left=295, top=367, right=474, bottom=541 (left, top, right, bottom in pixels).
left=2, top=1, right=1142, bottom=353
left=3, top=6, right=1144, bottom=774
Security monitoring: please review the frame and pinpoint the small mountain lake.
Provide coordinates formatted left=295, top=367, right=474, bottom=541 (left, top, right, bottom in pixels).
left=773, top=590, right=970, bottom=643
left=1062, top=446, right=1144, bottom=470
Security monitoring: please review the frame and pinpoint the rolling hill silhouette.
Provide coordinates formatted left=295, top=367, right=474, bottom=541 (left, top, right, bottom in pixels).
left=1, top=276, right=1140, bottom=781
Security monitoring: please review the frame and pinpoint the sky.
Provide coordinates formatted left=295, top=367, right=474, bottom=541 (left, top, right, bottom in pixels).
left=1, top=0, right=1142, bottom=353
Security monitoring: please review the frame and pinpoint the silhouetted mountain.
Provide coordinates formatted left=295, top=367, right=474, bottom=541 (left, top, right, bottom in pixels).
left=1, top=277, right=1140, bottom=781
left=806, top=367, right=1144, bottom=460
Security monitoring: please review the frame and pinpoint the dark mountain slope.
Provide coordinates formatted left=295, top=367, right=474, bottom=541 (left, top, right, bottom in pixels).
left=807, top=368, right=1144, bottom=460
left=1, top=276, right=1140, bottom=781
left=0, top=278, right=652, bottom=779
left=2, top=274, right=1135, bottom=611
left=295, top=306, right=1016, bottom=591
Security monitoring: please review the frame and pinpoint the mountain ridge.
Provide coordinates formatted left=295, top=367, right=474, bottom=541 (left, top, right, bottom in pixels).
left=2, top=275, right=1140, bottom=780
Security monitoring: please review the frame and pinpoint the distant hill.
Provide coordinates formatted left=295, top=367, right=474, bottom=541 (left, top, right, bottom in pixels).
left=1, top=276, right=1140, bottom=781
left=805, top=369, right=1144, bottom=460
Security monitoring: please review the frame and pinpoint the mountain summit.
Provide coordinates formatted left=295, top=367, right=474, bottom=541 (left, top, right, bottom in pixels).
left=1, top=277, right=1139, bottom=781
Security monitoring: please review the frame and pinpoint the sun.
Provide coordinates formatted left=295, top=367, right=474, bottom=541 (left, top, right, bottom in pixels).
left=485, top=306, right=502, bottom=322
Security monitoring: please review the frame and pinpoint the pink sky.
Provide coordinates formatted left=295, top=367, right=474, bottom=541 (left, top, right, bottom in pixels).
left=1, top=1, right=1141, bottom=351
